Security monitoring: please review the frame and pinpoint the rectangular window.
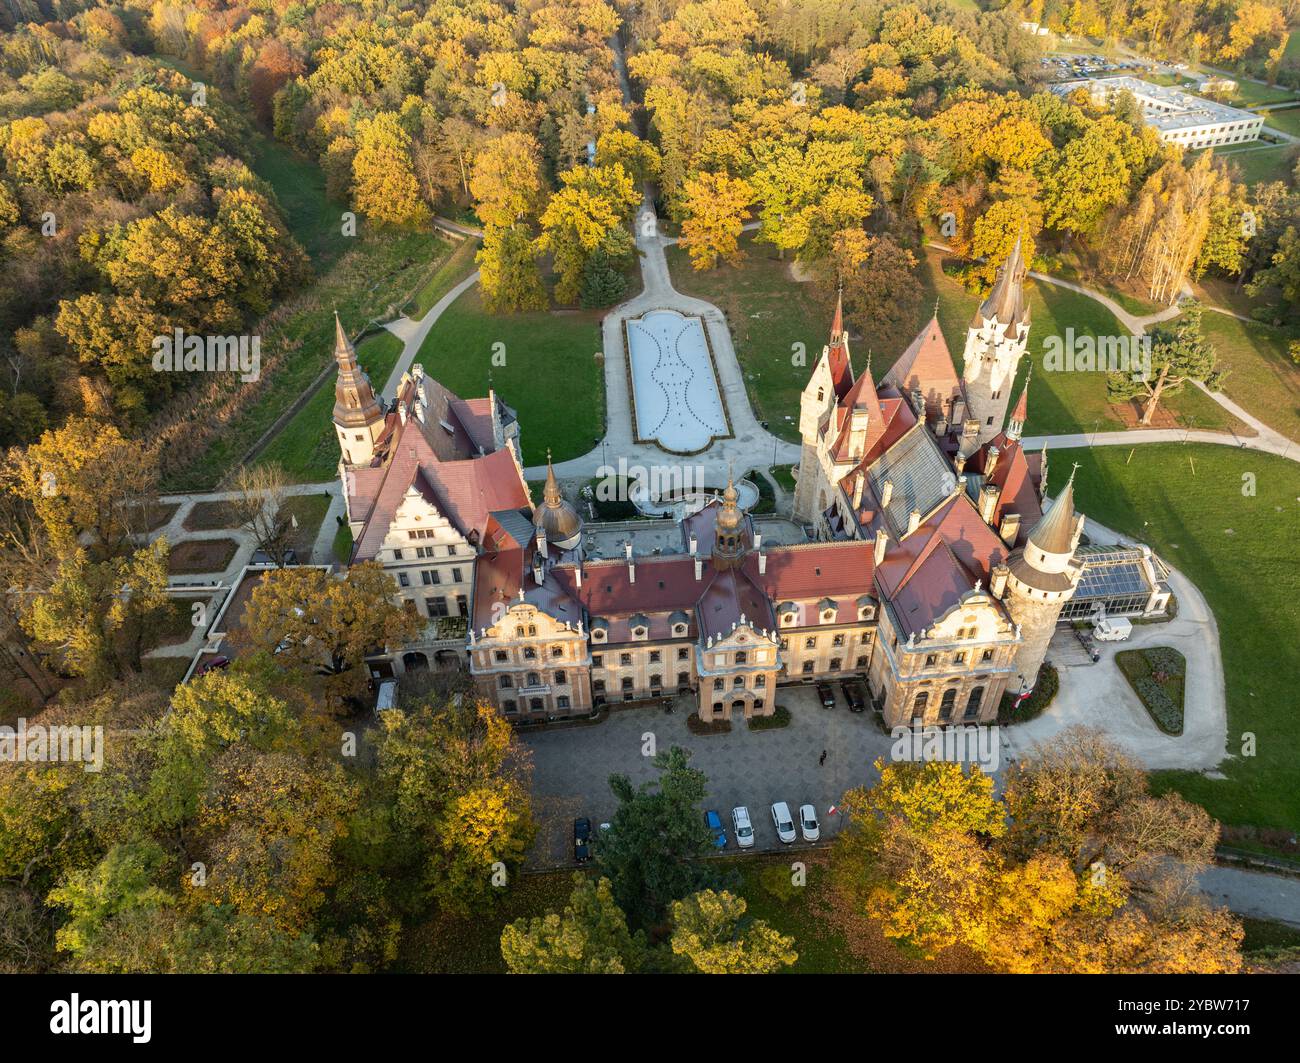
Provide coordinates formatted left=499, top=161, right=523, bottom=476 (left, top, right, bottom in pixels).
left=426, top=597, right=449, bottom=617
left=451, top=568, right=463, bottom=583
left=398, top=573, right=410, bottom=588
left=649, top=650, right=661, bottom=663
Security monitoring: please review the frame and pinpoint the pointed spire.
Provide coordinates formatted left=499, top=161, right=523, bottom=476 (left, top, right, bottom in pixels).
left=1007, top=365, right=1030, bottom=441
left=543, top=449, right=562, bottom=507
left=536, top=447, right=582, bottom=547
left=831, top=285, right=844, bottom=341
left=976, top=231, right=1030, bottom=329
left=331, top=311, right=383, bottom=429
left=1027, top=462, right=1079, bottom=555
left=826, top=287, right=854, bottom=398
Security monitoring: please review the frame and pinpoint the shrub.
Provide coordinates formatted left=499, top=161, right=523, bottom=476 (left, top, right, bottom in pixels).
left=687, top=712, right=731, bottom=735
left=998, top=663, right=1058, bottom=724
left=748, top=705, right=791, bottom=731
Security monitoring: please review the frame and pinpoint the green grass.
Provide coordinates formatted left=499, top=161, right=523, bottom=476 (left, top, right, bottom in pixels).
left=1208, top=144, right=1300, bottom=185
left=255, top=331, right=404, bottom=483
left=1116, top=646, right=1186, bottom=735
left=1199, top=311, right=1300, bottom=442
left=1241, top=917, right=1300, bottom=954
left=1260, top=106, right=1300, bottom=138
left=249, top=135, right=351, bottom=271
left=332, top=521, right=353, bottom=564
left=667, top=236, right=828, bottom=443
left=409, top=238, right=480, bottom=319
left=918, top=251, right=1238, bottom=437
left=283, top=492, right=332, bottom=554
left=413, top=285, right=604, bottom=466
left=1060, top=444, right=1300, bottom=835
left=163, top=229, right=451, bottom=491
left=771, top=464, right=797, bottom=492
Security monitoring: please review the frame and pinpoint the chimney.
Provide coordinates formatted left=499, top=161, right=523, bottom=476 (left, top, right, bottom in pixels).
left=538, top=528, right=548, bottom=559
left=962, top=418, right=980, bottom=446
left=985, top=445, right=1000, bottom=477
left=849, top=406, right=870, bottom=459
left=758, top=551, right=767, bottom=574
left=874, top=528, right=888, bottom=566
left=999, top=512, right=1021, bottom=546
left=753, top=531, right=762, bottom=551
left=689, top=533, right=697, bottom=556
left=575, top=562, right=583, bottom=588
left=624, top=540, right=633, bottom=560
left=852, top=472, right=865, bottom=510
left=910, top=388, right=925, bottom=417
left=880, top=478, right=894, bottom=509
left=532, top=555, right=544, bottom=586
left=990, top=564, right=1009, bottom=599
left=694, top=556, right=703, bottom=581
left=628, top=560, right=635, bottom=584
left=907, top=509, right=921, bottom=535
left=979, top=483, right=1000, bottom=524
left=398, top=403, right=408, bottom=425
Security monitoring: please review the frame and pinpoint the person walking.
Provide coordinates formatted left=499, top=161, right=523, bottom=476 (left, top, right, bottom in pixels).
left=819, top=749, right=827, bottom=766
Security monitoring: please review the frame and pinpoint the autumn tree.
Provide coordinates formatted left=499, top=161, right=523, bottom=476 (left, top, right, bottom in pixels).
left=501, top=874, right=645, bottom=974
left=679, top=171, right=753, bottom=270
left=351, top=112, right=430, bottom=227
left=478, top=223, right=548, bottom=313
left=812, top=228, right=921, bottom=356
left=537, top=163, right=639, bottom=304
left=669, top=889, right=798, bottom=973
left=235, top=562, right=420, bottom=699
left=226, top=463, right=297, bottom=566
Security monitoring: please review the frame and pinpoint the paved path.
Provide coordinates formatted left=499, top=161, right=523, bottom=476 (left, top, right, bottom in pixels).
left=1197, top=865, right=1300, bottom=927
left=380, top=269, right=482, bottom=400
left=1022, top=425, right=1297, bottom=463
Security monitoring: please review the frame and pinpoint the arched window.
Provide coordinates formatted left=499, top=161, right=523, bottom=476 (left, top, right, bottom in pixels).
left=965, top=686, right=984, bottom=719
left=912, top=691, right=928, bottom=716
left=939, top=687, right=957, bottom=719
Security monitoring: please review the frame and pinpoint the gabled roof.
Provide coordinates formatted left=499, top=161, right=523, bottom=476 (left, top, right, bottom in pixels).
left=863, top=422, right=958, bottom=538
left=965, top=432, right=1043, bottom=533
left=882, top=317, right=963, bottom=416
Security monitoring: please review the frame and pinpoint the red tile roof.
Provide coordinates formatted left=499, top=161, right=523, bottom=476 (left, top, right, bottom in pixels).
left=883, top=317, right=964, bottom=421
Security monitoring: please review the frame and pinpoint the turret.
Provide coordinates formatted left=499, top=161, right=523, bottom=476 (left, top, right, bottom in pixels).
left=962, top=231, right=1031, bottom=446
left=332, top=312, right=386, bottom=467
left=1002, top=462, right=1085, bottom=688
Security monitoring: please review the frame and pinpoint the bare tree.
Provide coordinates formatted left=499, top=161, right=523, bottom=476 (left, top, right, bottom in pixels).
left=227, top=463, right=296, bottom=565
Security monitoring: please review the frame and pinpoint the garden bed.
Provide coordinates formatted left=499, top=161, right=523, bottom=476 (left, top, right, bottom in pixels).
left=167, top=538, right=240, bottom=575
left=183, top=500, right=239, bottom=532
left=1116, top=646, right=1186, bottom=735
left=748, top=705, right=791, bottom=731
left=687, top=712, right=732, bottom=735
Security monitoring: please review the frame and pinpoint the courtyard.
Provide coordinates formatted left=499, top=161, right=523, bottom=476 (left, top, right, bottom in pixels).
left=523, top=684, right=941, bottom=867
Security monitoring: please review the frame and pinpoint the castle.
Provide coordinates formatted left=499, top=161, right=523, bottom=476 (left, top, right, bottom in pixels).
left=328, top=245, right=1168, bottom=727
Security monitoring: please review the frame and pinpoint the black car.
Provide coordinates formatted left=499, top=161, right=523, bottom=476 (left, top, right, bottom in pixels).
left=573, top=817, right=592, bottom=862
left=841, top=680, right=867, bottom=712
left=815, top=681, right=836, bottom=709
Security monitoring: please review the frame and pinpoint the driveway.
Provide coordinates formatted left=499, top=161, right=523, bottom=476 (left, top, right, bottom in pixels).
left=521, top=685, right=896, bottom=867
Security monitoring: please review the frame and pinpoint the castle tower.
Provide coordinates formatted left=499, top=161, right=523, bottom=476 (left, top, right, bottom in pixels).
left=712, top=471, right=747, bottom=570
left=332, top=312, right=386, bottom=467
left=792, top=290, right=853, bottom=524
left=1002, top=463, right=1084, bottom=690
left=963, top=235, right=1030, bottom=446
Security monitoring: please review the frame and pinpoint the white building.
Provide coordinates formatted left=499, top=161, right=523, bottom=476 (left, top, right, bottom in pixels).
left=1054, top=76, right=1263, bottom=150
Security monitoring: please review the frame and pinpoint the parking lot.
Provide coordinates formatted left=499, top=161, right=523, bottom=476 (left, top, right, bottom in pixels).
left=521, top=684, right=899, bottom=866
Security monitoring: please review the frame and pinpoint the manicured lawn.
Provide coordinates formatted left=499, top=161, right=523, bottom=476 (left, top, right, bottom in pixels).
left=167, top=538, right=240, bottom=575
left=162, top=229, right=453, bottom=492
left=917, top=251, right=1238, bottom=437
left=283, top=492, right=333, bottom=555
left=771, top=464, right=797, bottom=492
left=1199, top=311, right=1300, bottom=441
left=667, top=236, right=828, bottom=443
left=332, top=522, right=353, bottom=565
left=255, top=331, right=404, bottom=483
left=250, top=135, right=352, bottom=271
left=413, top=286, right=605, bottom=466
left=409, top=238, right=480, bottom=319
left=153, top=598, right=201, bottom=647
left=1261, top=106, right=1300, bottom=138
left=1059, top=444, right=1300, bottom=836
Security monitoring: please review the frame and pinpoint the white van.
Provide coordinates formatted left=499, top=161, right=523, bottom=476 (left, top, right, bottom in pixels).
left=1093, top=617, right=1132, bottom=642
left=374, top=679, right=398, bottom=714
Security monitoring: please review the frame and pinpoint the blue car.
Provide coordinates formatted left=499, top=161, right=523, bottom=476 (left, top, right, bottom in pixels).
left=704, top=810, right=727, bottom=849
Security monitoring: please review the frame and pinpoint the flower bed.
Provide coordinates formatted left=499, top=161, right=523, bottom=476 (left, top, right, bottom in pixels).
left=1116, top=646, right=1186, bottom=735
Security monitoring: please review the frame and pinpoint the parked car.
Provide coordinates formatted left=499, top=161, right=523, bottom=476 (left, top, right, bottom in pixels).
left=573, top=817, right=592, bottom=862
left=251, top=548, right=299, bottom=566
left=841, top=680, right=867, bottom=712
left=195, top=655, right=230, bottom=676
left=732, top=806, right=755, bottom=848
left=771, top=801, right=796, bottom=844
left=815, top=681, right=836, bottom=708
left=704, top=810, right=727, bottom=850
left=798, top=804, right=820, bottom=842
left=1093, top=616, right=1132, bottom=642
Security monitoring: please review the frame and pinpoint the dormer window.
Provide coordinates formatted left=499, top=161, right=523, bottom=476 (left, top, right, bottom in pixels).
left=673, top=623, right=686, bottom=637
left=633, top=627, right=646, bottom=638
left=592, top=629, right=606, bottom=642
left=821, top=610, right=835, bottom=623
